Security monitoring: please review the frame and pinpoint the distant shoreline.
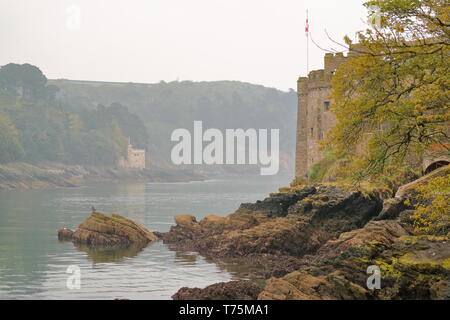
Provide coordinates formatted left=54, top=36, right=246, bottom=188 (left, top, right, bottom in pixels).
left=0, top=162, right=206, bottom=191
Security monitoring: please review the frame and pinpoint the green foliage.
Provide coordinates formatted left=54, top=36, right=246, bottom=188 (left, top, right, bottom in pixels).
left=324, top=0, right=450, bottom=182
left=0, top=63, right=146, bottom=166
left=51, top=79, right=297, bottom=167
left=0, top=63, right=295, bottom=168
left=290, top=177, right=308, bottom=187
left=410, top=169, right=450, bottom=235
left=308, top=150, right=338, bottom=182
left=0, top=112, right=24, bottom=163
left=0, top=63, right=48, bottom=101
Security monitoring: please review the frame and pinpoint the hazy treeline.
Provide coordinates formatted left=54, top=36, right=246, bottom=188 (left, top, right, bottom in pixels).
left=0, top=63, right=297, bottom=168
left=0, top=63, right=147, bottom=165
left=52, top=77, right=297, bottom=168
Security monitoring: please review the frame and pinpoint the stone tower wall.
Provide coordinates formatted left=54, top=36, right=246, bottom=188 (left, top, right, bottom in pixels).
left=118, top=142, right=146, bottom=170
left=127, top=144, right=146, bottom=169
left=295, top=53, right=347, bottom=178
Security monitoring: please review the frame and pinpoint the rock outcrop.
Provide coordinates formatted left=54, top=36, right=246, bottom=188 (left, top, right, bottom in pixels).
left=259, top=233, right=450, bottom=300
left=162, top=185, right=382, bottom=258
left=57, top=227, right=74, bottom=241
left=58, top=212, right=157, bottom=247
left=173, top=281, right=262, bottom=300
left=317, top=220, right=409, bottom=256
left=259, top=270, right=368, bottom=300
left=395, top=164, right=449, bottom=198
left=373, top=198, right=409, bottom=221
left=166, top=182, right=449, bottom=300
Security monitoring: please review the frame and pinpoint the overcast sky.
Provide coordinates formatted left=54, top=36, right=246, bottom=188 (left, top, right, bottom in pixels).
left=0, top=0, right=369, bottom=91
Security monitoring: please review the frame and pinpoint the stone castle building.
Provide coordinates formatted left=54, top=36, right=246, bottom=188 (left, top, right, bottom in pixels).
left=118, top=138, right=146, bottom=170
left=295, top=52, right=348, bottom=178
left=295, top=52, right=449, bottom=179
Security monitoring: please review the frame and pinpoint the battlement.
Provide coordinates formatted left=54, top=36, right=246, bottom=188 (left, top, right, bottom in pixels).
left=297, top=52, right=348, bottom=94
left=324, top=52, right=347, bottom=73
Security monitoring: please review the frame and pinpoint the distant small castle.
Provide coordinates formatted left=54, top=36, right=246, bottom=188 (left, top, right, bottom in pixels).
left=118, top=138, right=146, bottom=170
left=295, top=51, right=449, bottom=179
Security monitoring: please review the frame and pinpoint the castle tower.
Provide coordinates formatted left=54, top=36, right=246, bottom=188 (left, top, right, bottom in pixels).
left=118, top=137, right=146, bottom=170
left=296, top=49, right=449, bottom=180
left=295, top=53, right=347, bottom=179
left=295, top=77, right=309, bottom=178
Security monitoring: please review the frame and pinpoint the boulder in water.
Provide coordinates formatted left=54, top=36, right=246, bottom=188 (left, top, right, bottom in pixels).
left=57, top=227, right=74, bottom=241
left=59, top=212, right=157, bottom=247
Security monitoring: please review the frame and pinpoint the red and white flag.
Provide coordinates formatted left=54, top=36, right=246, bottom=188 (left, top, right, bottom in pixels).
left=305, top=16, right=309, bottom=37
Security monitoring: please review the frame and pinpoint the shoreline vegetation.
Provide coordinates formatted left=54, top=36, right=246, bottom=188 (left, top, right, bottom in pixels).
left=0, top=162, right=206, bottom=190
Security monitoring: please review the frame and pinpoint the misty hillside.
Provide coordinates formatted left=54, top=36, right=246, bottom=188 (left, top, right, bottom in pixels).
left=51, top=79, right=298, bottom=168
left=0, top=63, right=150, bottom=166
left=0, top=63, right=297, bottom=172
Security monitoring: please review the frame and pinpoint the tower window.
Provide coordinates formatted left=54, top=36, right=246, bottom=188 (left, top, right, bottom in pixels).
left=324, top=101, right=330, bottom=111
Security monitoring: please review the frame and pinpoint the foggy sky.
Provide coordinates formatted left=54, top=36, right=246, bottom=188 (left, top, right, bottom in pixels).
left=0, top=0, right=369, bottom=90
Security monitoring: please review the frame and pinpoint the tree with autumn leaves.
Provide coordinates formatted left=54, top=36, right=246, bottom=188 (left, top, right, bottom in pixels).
left=324, top=0, right=449, bottom=234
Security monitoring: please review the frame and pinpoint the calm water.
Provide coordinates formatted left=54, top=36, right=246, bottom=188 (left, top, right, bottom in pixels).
left=0, top=174, right=292, bottom=299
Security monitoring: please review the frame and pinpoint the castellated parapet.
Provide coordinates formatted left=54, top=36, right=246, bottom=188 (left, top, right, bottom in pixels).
left=295, top=51, right=449, bottom=179
left=295, top=52, right=348, bottom=179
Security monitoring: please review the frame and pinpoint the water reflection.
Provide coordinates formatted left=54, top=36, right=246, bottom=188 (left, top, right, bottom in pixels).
left=0, top=174, right=292, bottom=299
left=167, top=245, right=199, bottom=265
left=75, top=244, right=148, bottom=264
left=165, top=244, right=264, bottom=281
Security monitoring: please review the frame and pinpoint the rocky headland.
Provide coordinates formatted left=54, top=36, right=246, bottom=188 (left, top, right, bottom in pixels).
left=166, top=168, right=449, bottom=300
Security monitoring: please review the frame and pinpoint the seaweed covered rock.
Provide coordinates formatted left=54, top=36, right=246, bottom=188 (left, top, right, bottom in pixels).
left=172, top=280, right=262, bottom=300
left=163, top=211, right=265, bottom=244
left=68, top=212, right=157, bottom=246
left=168, top=181, right=449, bottom=300
left=238, top=186, right=316, bottom=217
left=258, top=224, right=450, bottom=300
left=374, top=197, right=409, bottom=221
left=174, top=214, right=199, bottom=229
left=259, top=270, right=368, bottom=300
left=163, top=185, right=383, bottom=258
left=57, top=227, right=74, bottom=241
left=318, top=220, right=410, bottom=256
left=163, top=214, right=202, bottom=242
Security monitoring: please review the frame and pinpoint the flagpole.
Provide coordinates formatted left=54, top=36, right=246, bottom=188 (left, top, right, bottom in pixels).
left=306, top=9, right=309, bottom=76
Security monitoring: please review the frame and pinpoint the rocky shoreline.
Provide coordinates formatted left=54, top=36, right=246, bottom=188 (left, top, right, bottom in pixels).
left=0, top=162, right=205, bottom=190
left=54, top=166, right=449, bottom=300
left=160, top=177, right=449, bottom=300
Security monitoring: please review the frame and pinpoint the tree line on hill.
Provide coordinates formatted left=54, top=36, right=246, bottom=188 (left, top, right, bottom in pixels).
left=0, top=63, right=297, bottom=170
left=0, top=63, right=148, bottom=165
